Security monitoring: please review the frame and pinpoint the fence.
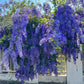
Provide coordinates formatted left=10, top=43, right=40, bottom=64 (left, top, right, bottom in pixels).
left=0, top=51, right=16, bottom=73
left=0, top=50, right=67, bottom=76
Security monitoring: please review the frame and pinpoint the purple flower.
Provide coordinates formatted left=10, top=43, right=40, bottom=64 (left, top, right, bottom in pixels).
left=80, top=0, right=83, bottom=3
left=82, top=28, right=84, bottom=34
left=32, top=7, right=42, bottom=18
left=12, top=10, right=21, bottom=24
left=23, top=7, right=31, bottom=15
left=15, top=39, right=23, bottom=58
left=37, top=3, right=42, bottom=10
left=65, top=0, right=71, bottom=4
left=71, top=0, right=78, bottom=4
left=39, top=37, right=48, bottom=46
left=82, top=3, right=84, bottom=7
left=75, top=14, right=81, bottom=22
left=4, top=3, right=9, bottom=8
left=43, top=2, right=51, bottom=14
left=9, top=0, right=14, bottom=4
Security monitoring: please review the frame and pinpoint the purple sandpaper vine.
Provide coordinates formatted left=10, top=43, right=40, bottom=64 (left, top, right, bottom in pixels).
left=0, top=2, right=83, bottom=84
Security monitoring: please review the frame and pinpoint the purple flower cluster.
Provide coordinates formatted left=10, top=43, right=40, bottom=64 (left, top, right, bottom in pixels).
left=11, top=7, right=30, bottom=58
left=43, top=2, right=51, bottom=14
left=54, top=5, right=81, bottom=62
left=15, top=21, right=59, bottom=81
left=0, top=7, right=30, bottom=73
left=32, top=7, right=42, bottom=18
left=76, top=8, right=84, bottom=44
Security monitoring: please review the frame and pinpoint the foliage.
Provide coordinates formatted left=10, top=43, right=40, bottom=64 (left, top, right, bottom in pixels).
left=0, top=0, right=84, bottom=84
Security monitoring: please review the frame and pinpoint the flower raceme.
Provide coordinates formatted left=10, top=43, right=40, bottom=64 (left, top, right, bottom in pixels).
left=54, top=5, right=82, bottom=62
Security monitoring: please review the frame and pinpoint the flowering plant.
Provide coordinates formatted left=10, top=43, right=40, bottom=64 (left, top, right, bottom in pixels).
left=0, top=0, right=84, bottom=83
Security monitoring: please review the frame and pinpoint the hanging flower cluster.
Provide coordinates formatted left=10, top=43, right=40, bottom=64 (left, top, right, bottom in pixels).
left=53, top=5, right=82, bottom=62
left=15, top=22, right=58, bottom=82
left=0, top=7, right=30, bottom=71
